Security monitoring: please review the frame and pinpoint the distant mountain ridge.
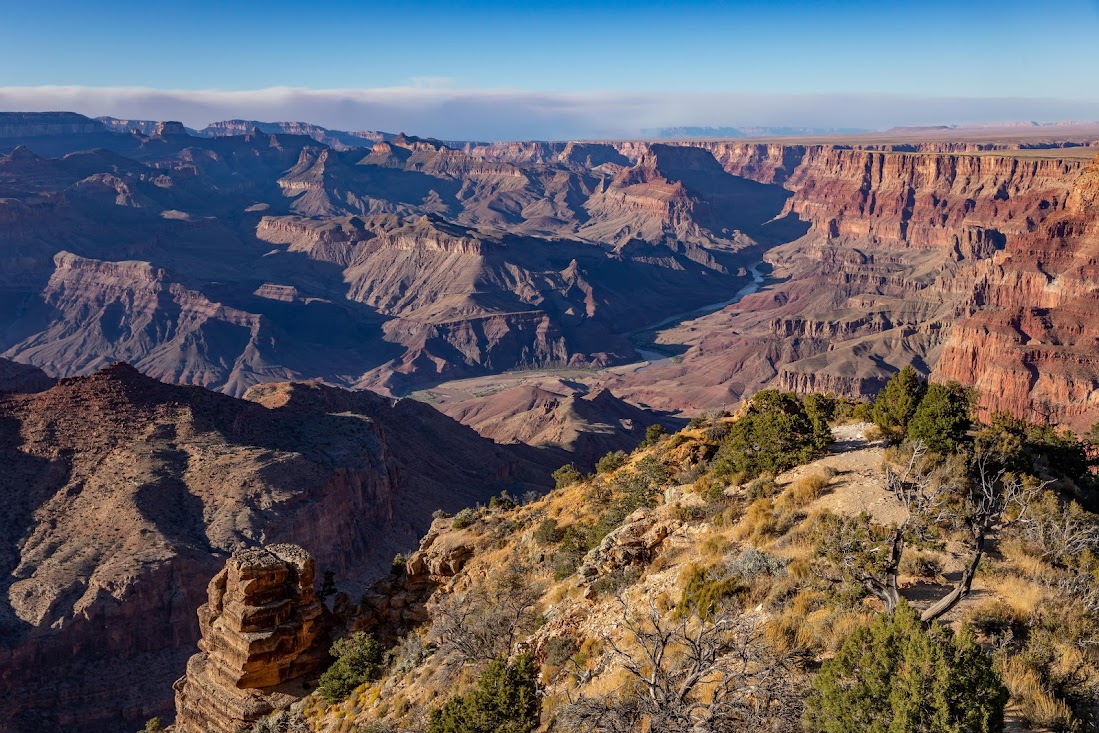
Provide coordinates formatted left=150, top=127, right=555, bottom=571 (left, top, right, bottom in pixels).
left=96, top=116, right=396, bottom=149
left=643, top=125, right=871, bottom=138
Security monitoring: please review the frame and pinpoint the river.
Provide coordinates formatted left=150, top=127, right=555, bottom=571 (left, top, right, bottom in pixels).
left=631, top=263, right=766, bottom=366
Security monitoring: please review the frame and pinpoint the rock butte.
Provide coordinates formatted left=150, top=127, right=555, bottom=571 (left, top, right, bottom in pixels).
left=173, top=544, right=328, bottom=733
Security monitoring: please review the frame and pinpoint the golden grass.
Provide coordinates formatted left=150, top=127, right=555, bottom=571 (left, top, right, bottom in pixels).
left=998, top=655, right=1075, bottom=729
left=700, top=532, right=734, bottom=559
left=987, top=574, right=1048, bottom=618
left=775, top=471, right=831, bottom=513
left=586, top=666, right=637, bottom=697
left=765, top=593, right=870, bottom=656
left=733, top=498, right=779, bottom=544
left=998, top=536, right=1058, bottom=581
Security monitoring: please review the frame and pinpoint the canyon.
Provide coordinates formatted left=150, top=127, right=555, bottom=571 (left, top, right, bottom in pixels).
left=4, top=113, right=1098, bottom=434
left=3, top=112, right=1099, bottom=730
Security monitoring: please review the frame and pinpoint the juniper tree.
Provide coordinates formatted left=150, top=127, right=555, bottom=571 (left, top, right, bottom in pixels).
left=872, top=366, right=927, bottom=442
left=907, top=381, right=972, bottom=454
left=805, top=601, right=1007, bottom=733
left=427, top=653, right=541, bottom=733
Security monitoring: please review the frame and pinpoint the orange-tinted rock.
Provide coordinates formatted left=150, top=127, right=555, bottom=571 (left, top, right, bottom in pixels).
left=173, top=544, right=328, bottom=733
left=612, top=147, right=1099, bottom=432
left=935, top=154, right=1099, bottom=430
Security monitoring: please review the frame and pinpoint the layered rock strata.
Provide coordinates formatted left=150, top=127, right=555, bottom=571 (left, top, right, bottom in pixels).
left=173, top=544, right=327, bottom=733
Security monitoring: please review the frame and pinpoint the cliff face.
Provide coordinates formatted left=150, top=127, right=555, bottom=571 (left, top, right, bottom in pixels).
left=0, top=365, right=548, bottom=732
left=197, top=120, right=392, bottom=150
left=0, top=112, right=109, bottom=138
left=935, top=155, right=1099, bottom=430
left=173, top=545, right=328, bottom=733
left=8, top=251, right=277, bottom=393
left=612, top=147, right=1098, bottom=430
left=1, top=124, right=795, bottom=397
left=781, top=148, right=1087, bottom=247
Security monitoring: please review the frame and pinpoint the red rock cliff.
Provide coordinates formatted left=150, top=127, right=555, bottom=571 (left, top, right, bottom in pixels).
left=935, top=154, right=1099, bottom=430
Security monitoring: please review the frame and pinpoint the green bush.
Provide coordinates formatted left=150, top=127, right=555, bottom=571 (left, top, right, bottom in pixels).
left=451, top=507, right=477, bottom=529
left=805, top=601, right=1007, bottom=733
left=976, top=412, right=1090, bottom=484
left=803, top=392, right=837, bottom=450
left=641, top=423, right=667, bottom=448
left=872, top=366, right=927, bottom=442
left=427, top=653, right=541, bottom=733
left=712, top=390, right=820, bottom=480
left=728, top=547, right=788, bottom=579
left=596, top=450, right=629, bottom=474
left=907, top=381, right=972, bottom=453
left=542, top=635, right=580, bottom=668
left=533, top=518, right=564, bottom=545
left=489, top=491, right=516, bottom=511
left=318, top=632, right=385, bottom=704
left=745, top=474, right=779, bottom=500
left=552, top=524, right=597, bottom=579
left=675, top=564, right=747, bottom=620
left=591, top=568, right=641, bottom=597
left=552, top=464, right=583, bottom=489
left=391, top=553, right=407, bottom=576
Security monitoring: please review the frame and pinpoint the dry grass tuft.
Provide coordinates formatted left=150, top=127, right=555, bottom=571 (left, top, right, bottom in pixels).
left=987, top=575, right=1047, bottom=618
left=700, top=532, right=734, bottom=559
left=734, top=498, right=779, bottom=544
left=775, top=471, right=832, bottom=513
left=765, top=591, right=869, bottom=656
left=998, top=655, right=1075, bottom=730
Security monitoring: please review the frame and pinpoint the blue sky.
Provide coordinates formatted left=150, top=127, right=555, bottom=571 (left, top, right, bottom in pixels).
left=2, top=0, right=1098, bottom=138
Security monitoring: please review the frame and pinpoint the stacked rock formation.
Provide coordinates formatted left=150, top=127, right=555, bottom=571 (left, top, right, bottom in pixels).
left=173, top=544, right=328, bottom=733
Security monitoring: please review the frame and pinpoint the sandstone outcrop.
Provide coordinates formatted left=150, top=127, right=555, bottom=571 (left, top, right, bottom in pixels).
left=935, top=153, right=1099, bottom=430
left=576, top=508, right=680, bottom=589
left=173, top=544, right=328, bottom=733
left=608, top=146, right=1099, bottom=431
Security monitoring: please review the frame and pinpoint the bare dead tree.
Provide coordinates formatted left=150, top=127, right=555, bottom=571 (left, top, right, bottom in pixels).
left=556, top=599, right=804, bottom=733
left=249, top=710, right=312, bottom=733
left=1019, top=499, right=1099, bottom=562
left=430, top=561, right=543, bottom=663
left=918, top=452, right=1046, bottom=621
left=838, top=442, right=954, bottom=613
left=822, top=441, right=1049, bottom=622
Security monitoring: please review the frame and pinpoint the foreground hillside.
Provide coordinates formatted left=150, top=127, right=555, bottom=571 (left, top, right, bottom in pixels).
left=179, top=386, right=1099, bottom=733
left=0, top=364, right=550, bottom=732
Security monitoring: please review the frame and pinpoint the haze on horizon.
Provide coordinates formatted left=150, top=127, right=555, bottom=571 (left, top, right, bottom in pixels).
left=2, top=0, right=1099, bottom=140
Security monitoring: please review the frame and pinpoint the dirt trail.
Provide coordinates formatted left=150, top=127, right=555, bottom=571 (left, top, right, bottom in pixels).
left=776, top=423, right=1014, bottom=635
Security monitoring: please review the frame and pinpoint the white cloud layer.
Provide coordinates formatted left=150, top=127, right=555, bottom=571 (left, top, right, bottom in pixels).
left=2, top=85, right=1098, bottom=141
